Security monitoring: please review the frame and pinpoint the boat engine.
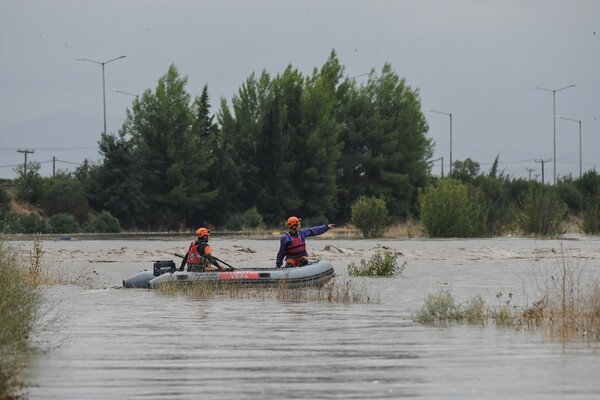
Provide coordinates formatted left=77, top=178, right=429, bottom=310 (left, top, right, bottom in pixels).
left=153, top=260, right=176, bottom=276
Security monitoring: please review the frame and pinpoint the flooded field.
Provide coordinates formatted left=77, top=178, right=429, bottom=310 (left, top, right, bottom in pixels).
left=12, top=235, right=600, bottom=399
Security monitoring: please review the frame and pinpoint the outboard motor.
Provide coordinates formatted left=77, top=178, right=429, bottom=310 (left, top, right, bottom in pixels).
left=123, top=260, right=177, bottom=288
left=153, top=260, right=176, bottom=276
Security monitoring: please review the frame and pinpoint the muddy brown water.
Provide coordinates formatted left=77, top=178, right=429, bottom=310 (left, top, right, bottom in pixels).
left=11, top=235, right=600, bottom=399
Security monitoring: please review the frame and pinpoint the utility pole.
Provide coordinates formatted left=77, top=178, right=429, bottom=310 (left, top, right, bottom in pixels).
left=431, top=156, right=444, bottom=178
left=526, top=168, right=535, bottom=180
left=53, top=156, right=56, bottom=177
left=535, top=158, right=551, bottom=184
left=17, top=149, right=34, bottom=175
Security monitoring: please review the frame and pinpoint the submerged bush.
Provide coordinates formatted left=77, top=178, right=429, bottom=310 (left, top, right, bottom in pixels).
left=348, top=251, right=405, bottom=277
left=415, top=291, right=459, bottom=323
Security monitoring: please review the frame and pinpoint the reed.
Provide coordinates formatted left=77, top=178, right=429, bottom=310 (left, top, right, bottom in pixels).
left=0, top=239, right=41, bottom=399
left=416, top=260, right=600, bottom=342
left=158, top=277, right=377, bottom=304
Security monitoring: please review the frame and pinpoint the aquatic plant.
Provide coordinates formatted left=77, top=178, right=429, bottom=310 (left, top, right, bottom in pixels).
left=415, top=249, right=600, bottom=342
left=414, top=290, right=459, bottom=323
left=158, top=277, right=377, bottom=304
left=348, top=251, right=405, bottom=277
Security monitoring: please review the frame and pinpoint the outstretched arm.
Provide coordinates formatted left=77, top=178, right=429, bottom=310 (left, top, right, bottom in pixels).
left=302, top=224, right=335, bottom=237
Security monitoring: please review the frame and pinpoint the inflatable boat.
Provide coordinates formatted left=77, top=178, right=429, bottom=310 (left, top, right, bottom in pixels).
left=123, top=259, right=335, bottom=289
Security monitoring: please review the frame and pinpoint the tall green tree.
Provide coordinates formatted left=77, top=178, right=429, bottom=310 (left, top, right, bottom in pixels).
left=337, top=63, right=432, bottom=220
left=82, top=132, right=145, bottom=229
left=294, top=53, right=343, bottom=220
left=124, top=65, right=214, bottom=229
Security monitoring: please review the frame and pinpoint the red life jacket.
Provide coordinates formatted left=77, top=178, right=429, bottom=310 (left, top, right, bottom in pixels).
left=286, top=233, right=307, bottom=259
left=187, top=241, right=209, bottom=266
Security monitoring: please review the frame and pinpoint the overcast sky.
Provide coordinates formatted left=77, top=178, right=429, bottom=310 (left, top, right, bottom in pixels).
left=1, top=0, right=598, bottom=182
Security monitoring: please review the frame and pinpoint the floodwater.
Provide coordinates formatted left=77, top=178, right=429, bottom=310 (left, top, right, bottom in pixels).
left=13, top=235, right=600, bottom=399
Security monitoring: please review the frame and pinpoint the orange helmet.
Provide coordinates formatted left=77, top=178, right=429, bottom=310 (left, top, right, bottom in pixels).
left=196, top=227, right=210, bottom=237
left=287, top=216, right=301, bottom=228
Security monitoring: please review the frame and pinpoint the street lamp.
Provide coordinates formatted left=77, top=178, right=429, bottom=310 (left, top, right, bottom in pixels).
left=530, top=84, right=576, bottom=184
left=424, top=108, right=453, bottom=175
left=110, top=88, right=139, bottom=99
left=76, top=55, right=127, bottom=135
left=555, top=115, right=582, bottom=178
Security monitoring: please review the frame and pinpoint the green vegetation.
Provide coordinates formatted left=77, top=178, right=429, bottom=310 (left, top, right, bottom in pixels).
left=158, top=277, right=377, bottom=304
left=418, top=179, right=487, bottom=237
left=350, top=196, right=390, bottom=238
left=513, top=186, right=567, bottom=236
left=2, top=53, right=600, bottom=236
left=83, top=211, right=121, bottom=233
left=415, top=252, right=600, bottom=342
left=0, top=240, right=42, bottom=399
left=581, top=193, right=600, bottom=235
left=223, top=207, right=265, bottom=231
left=348, top=250, right=406, bottom=277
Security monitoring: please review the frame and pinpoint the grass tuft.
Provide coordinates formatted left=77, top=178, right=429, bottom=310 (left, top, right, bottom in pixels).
left=158, top=277, right=378, bottom=304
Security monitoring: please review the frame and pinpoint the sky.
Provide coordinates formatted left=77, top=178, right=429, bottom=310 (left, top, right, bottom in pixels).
left=1, top=0, right=599, bottom=183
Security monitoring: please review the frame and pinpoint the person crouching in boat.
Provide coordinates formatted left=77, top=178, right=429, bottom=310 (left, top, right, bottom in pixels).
left=179, top=228, right=223, bottom=272
left=276, top=216, right=335, bottom=268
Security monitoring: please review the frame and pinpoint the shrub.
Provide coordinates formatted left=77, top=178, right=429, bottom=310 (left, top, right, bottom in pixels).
left=555, top=181, right=584, bottom=213
left=415, top=291, right=459, bottom=323
left=49, top=212, right=80, bottom=234
left=350, top=196, right=390, bottom=238
left=513, top=186, right=567, bottom=236
left=40, top=175, right=91, bottom=223
left=13, top=213, right=50, bottom=234
left=223, top=207, right=265, bottom=231
left=348, top=251, right=405, bottom=277
left=581, top=194, right=600, bottom=235
left=418, top=179, right=487, bottom=237
left=84, top=211, right=121, bottom=233
left=0, top=187, right=11, bottom=232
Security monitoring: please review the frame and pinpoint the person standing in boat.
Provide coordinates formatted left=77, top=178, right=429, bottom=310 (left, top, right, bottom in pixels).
left=276, top=216, right=335, bottom=268
left=179, top=228, right=223, bottom=272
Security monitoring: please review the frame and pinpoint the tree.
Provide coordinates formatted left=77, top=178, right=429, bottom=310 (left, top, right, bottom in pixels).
left=294, top=53, right=343, bottom=220
left=337, top=63, right=432, bottom=220
left=40, top=172, right=91, bottom=223
left=13, top=162, right=44, bottom=205
left=419, top=179, right=487, bottom=237
left=124, top=65, right=215, bottom=229
left=351, top=195, right=390, bottom=238
left=83, top=132, right=145, bottom=229
left=450, top=158, right=480, bottom=182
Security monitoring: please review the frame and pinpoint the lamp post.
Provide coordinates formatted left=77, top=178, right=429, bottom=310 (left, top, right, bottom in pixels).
left=110, top=88, right=138, bottom=99
left=424, top=108, right=453, bottom=175
left=555, top=115, right=582, bottom=178
left=76, top=55, right=127, bottom=135
left=530, top=84, right=576, bottom=184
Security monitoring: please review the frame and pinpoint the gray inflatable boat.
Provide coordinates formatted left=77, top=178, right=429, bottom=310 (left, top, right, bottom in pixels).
left=123, top=259, right=335, bottom=289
